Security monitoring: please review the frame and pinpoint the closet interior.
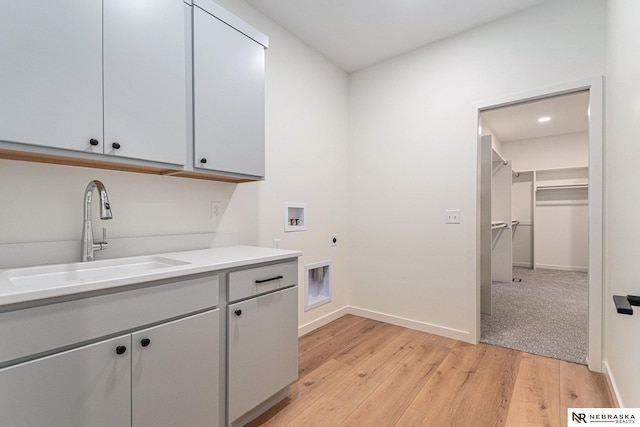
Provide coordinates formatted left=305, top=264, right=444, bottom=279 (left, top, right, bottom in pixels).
left=479, top=90, right=592, bottom=365
left=483, top=90, right=590, bottom=281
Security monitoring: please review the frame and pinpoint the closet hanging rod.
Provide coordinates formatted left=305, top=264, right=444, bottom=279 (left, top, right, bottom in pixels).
left=492, top=148, right=508, bottom=165
left=491, top=148, right=520, bottom=177
left=536, top=184, right=589, bottom=190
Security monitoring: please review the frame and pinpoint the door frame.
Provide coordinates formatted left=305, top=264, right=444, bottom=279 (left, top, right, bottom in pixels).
left=474, top=77, right=604, bottom=372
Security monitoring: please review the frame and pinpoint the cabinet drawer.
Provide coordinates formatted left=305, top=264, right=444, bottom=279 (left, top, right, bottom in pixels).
left=0, top=274, right=219, bottom=366
left=228, top=261, right=297, bottom=303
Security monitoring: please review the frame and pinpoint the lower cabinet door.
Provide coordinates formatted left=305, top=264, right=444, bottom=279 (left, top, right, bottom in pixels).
left=228, top=287, right=298, bottom=422
left=0, top=335, right=131, bottom=427
left=131, top=309, right=220, bottom=427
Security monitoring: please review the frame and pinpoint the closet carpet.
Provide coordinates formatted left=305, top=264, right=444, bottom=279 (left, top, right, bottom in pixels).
left=481, top=267, right=588, bottom=365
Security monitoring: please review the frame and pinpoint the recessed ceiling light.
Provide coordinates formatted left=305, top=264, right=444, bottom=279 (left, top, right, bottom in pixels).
left=538, top=116, right=551, bottom=123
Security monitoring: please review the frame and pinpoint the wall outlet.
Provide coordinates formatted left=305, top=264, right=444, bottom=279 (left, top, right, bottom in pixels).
left=331, top=234, right=338, bottom=246
left=445, top=209, right=461, bottom=224
left=273, top=238, right=281, bottom=249
left=211, top=201, right=222, bottom=219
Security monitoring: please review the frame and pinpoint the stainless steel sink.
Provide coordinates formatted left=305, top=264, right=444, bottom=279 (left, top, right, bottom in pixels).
left=5, top=256, right=190, bottom=290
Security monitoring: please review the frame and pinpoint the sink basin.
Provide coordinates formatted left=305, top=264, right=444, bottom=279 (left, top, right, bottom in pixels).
left=6, top=256, right=190, bottom=291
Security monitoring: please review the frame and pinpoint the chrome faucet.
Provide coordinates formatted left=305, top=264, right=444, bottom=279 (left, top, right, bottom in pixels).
left=81, top=180, right=113, bottom=262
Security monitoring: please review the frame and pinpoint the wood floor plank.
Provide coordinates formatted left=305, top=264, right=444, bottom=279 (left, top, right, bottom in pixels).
left=436, top=343, right=520, bottom=427
left=333, top=322, right=405, bottom=367
left=559, top=360, right=615, bottom=426
left=298, top=314, right=367, bottom=354
left=420, top=331, right=459, bottom=349
left=340, top=339, right=450, bottom=426
left=245, top=358, right=355, bottom=426
left=410, top=343, right=521, bottom=427
left=297, top=317, right=382, bottom=378
left=288, top=328, right=427, bottom=426
left=394, top=407, right=429, bottom=426
left=409, top=341, right=488, bottom=414
left=247, top=315, right=616, bottom=427
left=505, top=353, right=560, bottom=427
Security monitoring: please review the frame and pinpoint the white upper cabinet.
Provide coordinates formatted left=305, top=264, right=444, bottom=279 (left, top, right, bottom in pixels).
left=0, top=0, right=187, bottom=166
left=193, top=2, right=267, bottom=178
left=0, top=0, right=103, bottom=153
left=104, top=0, right=187, bottom=165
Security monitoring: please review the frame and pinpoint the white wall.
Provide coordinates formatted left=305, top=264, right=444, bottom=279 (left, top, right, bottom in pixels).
left=501, top=131, right=589, bottom=171
left=511, top=172, right=534, bottom=267
left=348, top=0, right=606, bottom=341
left=605, top=0, right=640, bottom=407
left=0, top=0, right=350, bottom=330
left=502, top=132, right=589, bottom=271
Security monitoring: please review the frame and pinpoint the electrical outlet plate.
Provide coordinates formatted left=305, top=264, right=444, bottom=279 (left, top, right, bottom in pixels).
left=445, top=209, right=461, bottom=224
left=211, top=201, right=222, bottom=219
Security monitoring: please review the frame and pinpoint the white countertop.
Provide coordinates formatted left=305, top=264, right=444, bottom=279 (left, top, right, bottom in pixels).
left=0, top=246, right=302, bottom=308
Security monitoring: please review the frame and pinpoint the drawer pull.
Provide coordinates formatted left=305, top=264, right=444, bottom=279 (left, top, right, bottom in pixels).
left=255, top=275, right=283, bottom=284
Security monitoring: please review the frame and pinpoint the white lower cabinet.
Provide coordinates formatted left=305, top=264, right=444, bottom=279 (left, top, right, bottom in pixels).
left=0, top=335, right=132, bottom=427
left=132, top=310, right=220, bottom=427
left=227, top=286, right=298, bottom=423
left=0, top=309, right=220, bottom=427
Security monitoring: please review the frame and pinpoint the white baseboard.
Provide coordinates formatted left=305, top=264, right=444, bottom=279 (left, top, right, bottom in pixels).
left=299, top=305, right=473, bottom=343
left=513, top=262, right=533, bottom=268
left=535, top=263, right=588, bottom=273
left=298, top=306, right=350, bottom=337
left=602, top=361, right=623, bottom=407
left=348, top=306, right=473, bottom=343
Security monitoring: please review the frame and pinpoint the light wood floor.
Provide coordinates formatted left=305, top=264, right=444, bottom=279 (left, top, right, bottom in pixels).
left=247, top=315, right=614, bottom=427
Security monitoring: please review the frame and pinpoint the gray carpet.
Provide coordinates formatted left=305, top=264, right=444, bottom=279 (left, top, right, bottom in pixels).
left=481, top=267, right=588, bottom=365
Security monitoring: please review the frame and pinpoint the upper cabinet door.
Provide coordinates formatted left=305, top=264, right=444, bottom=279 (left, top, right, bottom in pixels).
left=0, top=0, right=103, bottom=153
left=193, top=6, right=266, bottom=177
left=103, top=0, right=187, bottom=166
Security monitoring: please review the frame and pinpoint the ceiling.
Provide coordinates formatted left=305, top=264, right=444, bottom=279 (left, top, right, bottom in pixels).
left=481, top=91, right=590, bottom=142
left=245, top=0, right=549, bottom=72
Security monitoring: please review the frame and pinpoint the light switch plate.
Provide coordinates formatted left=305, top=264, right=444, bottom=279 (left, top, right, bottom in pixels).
left=445, top=209, right=461, bottom=224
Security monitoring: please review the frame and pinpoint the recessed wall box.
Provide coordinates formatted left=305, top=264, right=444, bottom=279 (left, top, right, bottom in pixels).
left=284, top=202, right=307, bottom=232
left=304, top=261, right=331, bottom=311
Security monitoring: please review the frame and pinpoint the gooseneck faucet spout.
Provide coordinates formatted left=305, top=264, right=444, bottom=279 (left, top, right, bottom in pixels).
left=81, top=180, right=113, bottom=262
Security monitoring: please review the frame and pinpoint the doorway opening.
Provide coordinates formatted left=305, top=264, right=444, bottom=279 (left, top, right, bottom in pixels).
left=476, top=79, right=603, bottom=371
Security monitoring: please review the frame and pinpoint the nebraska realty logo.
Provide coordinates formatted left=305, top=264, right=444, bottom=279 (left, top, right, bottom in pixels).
left=569, top=408, right=639, bottom=424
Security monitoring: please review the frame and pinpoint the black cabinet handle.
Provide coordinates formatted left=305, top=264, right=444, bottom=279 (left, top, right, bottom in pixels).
left=200, top=158, right=207, bottom=164
left=116, top=345, right=127, bottom=355
left=112, top=142, right=121, bottom=149
left=89, top=138, right=99, bottom=146
left=141, top=338, right=151, bottom=347
left=255, top=275, right=284, bottom=284
left=234, top=309, right=242, bottom=316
